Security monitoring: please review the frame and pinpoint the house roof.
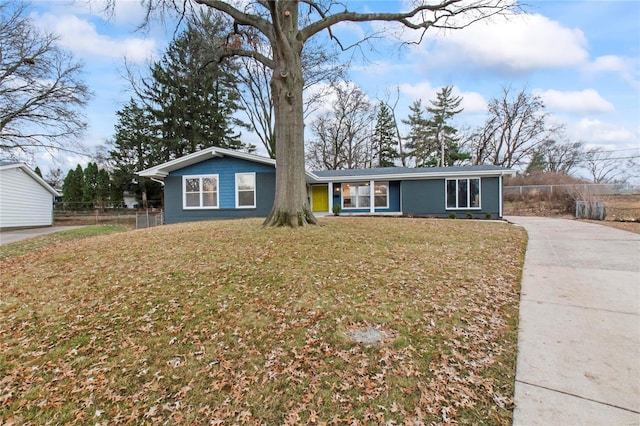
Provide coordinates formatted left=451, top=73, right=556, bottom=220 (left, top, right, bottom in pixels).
left=137, top=146, right=276, bottom=179
left=306, top=165, right=515, bottom=182
left=137, top=147, right=515, bottom=182
left=0, top=162, right=61, bottom=196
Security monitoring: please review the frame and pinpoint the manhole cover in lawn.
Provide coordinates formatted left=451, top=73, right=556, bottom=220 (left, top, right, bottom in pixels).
left=345, top=323, right=397, bottom=345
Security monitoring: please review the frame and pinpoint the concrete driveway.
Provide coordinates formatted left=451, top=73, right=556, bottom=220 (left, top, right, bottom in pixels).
left=506, top=216, right=640, bottom=425
left=0, top=226, right=84, bottom=246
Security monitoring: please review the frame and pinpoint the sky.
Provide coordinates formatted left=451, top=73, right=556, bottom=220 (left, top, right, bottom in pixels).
left=23, top=0, right=640, bottom=182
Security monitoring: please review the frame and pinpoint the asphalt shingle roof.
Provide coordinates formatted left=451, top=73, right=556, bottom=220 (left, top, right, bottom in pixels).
left=310, top=165, right=509, bottom=179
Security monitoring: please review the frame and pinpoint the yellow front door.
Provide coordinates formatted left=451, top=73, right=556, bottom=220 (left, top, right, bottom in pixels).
left=311, top=185, right=329, bottom=212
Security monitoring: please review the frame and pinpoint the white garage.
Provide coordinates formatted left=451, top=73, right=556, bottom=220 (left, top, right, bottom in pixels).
left=0, top=162, right=61, bottom=229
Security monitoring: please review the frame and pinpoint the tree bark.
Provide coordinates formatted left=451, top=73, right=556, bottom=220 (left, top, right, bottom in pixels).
left=262, top=1, right=318, bottom=227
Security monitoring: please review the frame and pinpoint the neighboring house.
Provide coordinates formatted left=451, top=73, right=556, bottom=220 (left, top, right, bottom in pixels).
left=138, top=147, right=515, bottom=225
left=0, top=162, right=61, bottom=229
left=122, top=191, right=138, bottom=209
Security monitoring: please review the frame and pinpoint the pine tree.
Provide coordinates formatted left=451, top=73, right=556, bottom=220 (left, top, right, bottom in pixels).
left=62, top=165, right=84, bottom=210
left=96, top=169, right=111, bottom=208
left=372, top=102, right=399, bottom=167
left=425, top=86, right=468, bottom=166
left=82, top=162, right=99, bottom=207
left=142, top=11, right=248, bottom=160
left=525, top=150, right=547, bottom=174
left=34, top=166, right=43, bottom=177
left=109, top=98, right=162, bottom=208
left=402, top=100, right=432, bottom=167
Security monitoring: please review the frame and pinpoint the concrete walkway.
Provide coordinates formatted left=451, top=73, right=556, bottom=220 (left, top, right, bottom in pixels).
left=0, top=226, right=84, bottom=246
left=506, top=216, right=640, bottom=425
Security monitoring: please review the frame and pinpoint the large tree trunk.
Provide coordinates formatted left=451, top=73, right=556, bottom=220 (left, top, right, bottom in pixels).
left=262, top=2, right=318, bottom=227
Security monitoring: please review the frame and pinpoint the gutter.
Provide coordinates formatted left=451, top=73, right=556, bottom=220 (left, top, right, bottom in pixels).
left=309, top=169, right=517, bottom=183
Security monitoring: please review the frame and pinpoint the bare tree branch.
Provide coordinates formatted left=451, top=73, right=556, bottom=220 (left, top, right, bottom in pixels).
left=0, top=3, right=92, bottom=160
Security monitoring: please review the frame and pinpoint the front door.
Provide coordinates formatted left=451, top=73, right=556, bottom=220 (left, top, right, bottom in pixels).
left=311, top=185, right=329, bottom=212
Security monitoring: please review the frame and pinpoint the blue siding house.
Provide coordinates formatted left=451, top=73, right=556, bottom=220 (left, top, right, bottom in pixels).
left=138, top=147, right=515, bottom=224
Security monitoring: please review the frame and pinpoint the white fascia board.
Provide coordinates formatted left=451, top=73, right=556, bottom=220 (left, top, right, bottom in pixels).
left=309, top=169, right=516, bottom=183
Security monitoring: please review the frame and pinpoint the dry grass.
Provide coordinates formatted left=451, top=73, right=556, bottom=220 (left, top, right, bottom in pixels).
left=0, top=225, right=131, bottom=260
left=1, top=218, right=527, bottom=425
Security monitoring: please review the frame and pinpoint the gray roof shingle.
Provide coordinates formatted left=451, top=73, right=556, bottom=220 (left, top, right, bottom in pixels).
left=310, top=165, right=506, bottom=178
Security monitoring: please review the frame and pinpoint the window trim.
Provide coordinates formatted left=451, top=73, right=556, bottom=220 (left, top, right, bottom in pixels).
left=235, top=172, right=256, bottom=209
left=182, top=174, right=219, bottom=210
left=373, top=181, right=389, bottom=209
left=341, top=181, right=389, bottom=210
left=445, top=177, right=481, bottom=210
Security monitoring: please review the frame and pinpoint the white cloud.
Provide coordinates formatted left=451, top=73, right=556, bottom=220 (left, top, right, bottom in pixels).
left=32, top=13, right=156, bottom=63
left=573, top=118, right=636, bottom=145
left=536, top=89, right=614, bottom=114
left=459, top=91, right=488, bottom=114
left=398, top=83, right=486, bottom=114
left=582, top=55, right=639, bottom=87
left=398, top=81, right=437, bottom=102
left=410, top=13, right=588, bottom=72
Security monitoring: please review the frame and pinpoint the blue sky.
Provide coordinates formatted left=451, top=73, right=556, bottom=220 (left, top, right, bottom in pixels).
left=27, top=0, right=640, bottom=181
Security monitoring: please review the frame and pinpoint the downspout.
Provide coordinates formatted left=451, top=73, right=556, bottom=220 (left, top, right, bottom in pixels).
left=150, top=177, right=166, bottom=223
left=499, top=174, right=503, bottom=218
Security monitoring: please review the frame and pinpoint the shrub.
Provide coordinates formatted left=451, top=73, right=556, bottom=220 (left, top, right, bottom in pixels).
left=332, top=204, right=342, bottom=216
left=466, top=212, right=474, bottom=219
left=449, top=212, right=456, bottom=219
left=485, top=212, right=492, bottom=219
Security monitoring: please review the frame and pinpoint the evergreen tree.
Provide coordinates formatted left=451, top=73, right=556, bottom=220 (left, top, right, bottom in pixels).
left=82, top=162, right=99, bottom=207
left=62, top=165, right=84, bottom=210
left=425, top=86, right=468, bottom=166
left=109, top=12, right=251, bottom=208
left=142, top=11, right=248, bottom=160
left=402, top=100, right=432, bottom=167
left=34, top=166, right=43, bottom=177
left=108, top=98, right=162, bottom=208
left=96, top=169, right=111, bottom=208
left=372, top=102, right=399, bottom=167
left=525, top=150, right=547, bottom=174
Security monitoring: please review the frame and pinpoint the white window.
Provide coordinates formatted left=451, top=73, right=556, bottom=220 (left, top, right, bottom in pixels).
left=183, top=175, right=218, bottom=209
left=236, top=173, right=256, bottom=208
left=373, top=182, right=388, bottom=208
left=446, top=178, right=480, bottom=209
left=341, top=182, right=388, bottom=209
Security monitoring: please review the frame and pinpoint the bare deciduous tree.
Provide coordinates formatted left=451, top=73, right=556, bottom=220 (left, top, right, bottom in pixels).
left=380, top=87, right=407, bottom=166
left=468, top=86, right=561, bottom=168
left=306, top=82, right=373, bottom=170
left=582, top=147, right=625, bottom=183
left=539, top=139, right=583, bottom=175
left=0, top=3, right=92, bottom=160
left=115, top=0, right=516, bottom=227
left=237, top=36, right=346, bottom=159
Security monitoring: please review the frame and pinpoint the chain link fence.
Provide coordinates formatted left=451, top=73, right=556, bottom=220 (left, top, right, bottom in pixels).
left=135, top=209, right=164, bottom=229
left=504, top=183, right=639, bottom=199
left=54, top=208, right=164, bottom=228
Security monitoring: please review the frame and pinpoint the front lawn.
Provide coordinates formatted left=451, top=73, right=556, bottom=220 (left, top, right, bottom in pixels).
left=0, top=218, right=526, bottom=425
left=0, top=225, right=131, bottom=260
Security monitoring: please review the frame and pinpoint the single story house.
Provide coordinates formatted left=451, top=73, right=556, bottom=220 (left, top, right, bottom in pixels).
left=0, top=162, right=61, bottom=229
left=138, top=147, right=515, bottom=224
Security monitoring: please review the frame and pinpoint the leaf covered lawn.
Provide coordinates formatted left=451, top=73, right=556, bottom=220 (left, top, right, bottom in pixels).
left=0, top=218, right=526, bottom=425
